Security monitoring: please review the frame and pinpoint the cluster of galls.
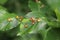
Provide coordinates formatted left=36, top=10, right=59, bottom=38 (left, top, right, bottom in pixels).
left=7, top=16, right=41, bottom=28
left=30, top=17, right=41, bottom=24
left=8, top=16, right=23, bottom=22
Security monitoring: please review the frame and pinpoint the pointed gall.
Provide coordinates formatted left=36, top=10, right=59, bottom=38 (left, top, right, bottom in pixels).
left=16, top=16, right=19, bottom=19
left=37, top=18, right=41, bottom=22
left=30, top=17, right=36, bottom=24
left=20, top=16, right=23, bottom=21
left=8, top=18, right=12, bottom=22
left=24, top=24, right=28, bottom=28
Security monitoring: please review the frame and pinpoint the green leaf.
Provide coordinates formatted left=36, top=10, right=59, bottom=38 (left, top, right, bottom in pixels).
left=0, top=7, right=16, bottom=23
left=0, top=6, right=19, bottom=31
left=18, top=18, right=33, bottom=36
left=45, top=28, right=60, bottom=40
left=6, top=24, right=20, bottom=37
left=0, top=0, right=8, bottom=4
left=21, top=33, right=43, bottom=40
left=48, top=21, right=60, bottom=28
left=0, top=18, right=19, bottom=31
left=46, top=0, right=60, bottom=21
left=28, top=0, right=40, bottom=11
left=26, top=11, right=45, bottom=18
left=55, top=9, right=60, bottom=21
